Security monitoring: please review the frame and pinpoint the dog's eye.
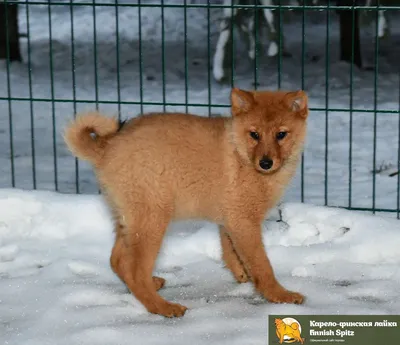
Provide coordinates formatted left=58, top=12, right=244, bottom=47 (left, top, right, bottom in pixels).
left=276, top=131, right=287, bottom=140
left=250, top=131, right=259, bottom=140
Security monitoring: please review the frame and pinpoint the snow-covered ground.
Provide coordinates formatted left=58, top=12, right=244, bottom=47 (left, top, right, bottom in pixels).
left=1, top=189, right=400, bottom=345
left=1, top=2, right=400, bottom=344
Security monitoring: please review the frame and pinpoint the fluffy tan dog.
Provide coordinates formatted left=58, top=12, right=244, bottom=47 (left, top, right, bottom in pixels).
left=64, top=88, right=309, bottom=318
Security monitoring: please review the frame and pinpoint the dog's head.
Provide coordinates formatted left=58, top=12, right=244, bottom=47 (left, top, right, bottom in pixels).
left=229, top=88, right=309, bottom=174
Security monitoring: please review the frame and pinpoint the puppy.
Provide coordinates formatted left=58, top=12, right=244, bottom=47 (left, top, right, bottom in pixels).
left=64, top=88, right=309, bottom=317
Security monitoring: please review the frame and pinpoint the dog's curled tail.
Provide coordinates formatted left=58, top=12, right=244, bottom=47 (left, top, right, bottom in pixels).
left=63, top=111, right=119, bottom=165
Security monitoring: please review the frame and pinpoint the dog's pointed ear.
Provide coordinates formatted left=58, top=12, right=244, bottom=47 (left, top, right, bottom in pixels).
left=285, top=90, right=308, bottom=118
left=231, top=88, right=255, bottom=116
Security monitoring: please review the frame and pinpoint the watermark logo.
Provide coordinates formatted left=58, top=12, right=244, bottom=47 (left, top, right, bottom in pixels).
left=275, top=317, right=305, bottom=344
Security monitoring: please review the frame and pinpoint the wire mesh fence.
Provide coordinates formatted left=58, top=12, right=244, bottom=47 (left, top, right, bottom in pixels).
left=0, top=0, right=400, bottom=216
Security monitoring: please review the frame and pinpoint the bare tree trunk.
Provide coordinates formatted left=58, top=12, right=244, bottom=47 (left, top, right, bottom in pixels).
left=336, top=0, right=362, bottom=68
left=0, top=3, right=22, bottom=62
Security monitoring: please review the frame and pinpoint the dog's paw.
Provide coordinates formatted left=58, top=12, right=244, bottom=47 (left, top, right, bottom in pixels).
left=152, top=276, right=166, bottom=291
left=266, top=289, right=305, bottom=305
left=148, top=301, right=188, bottom=318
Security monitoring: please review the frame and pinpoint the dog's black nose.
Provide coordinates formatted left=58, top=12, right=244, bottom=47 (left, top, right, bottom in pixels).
left=259, top=156, right=273, bottom=170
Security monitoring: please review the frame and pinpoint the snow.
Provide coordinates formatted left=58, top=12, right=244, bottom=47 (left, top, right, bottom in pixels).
left=0, top=1, right=400, bottom=344
left=1, top=189, right=400, bottom=345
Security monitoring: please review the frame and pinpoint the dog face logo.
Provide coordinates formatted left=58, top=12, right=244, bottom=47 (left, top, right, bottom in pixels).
left=275, top=318, right=305, bottom=344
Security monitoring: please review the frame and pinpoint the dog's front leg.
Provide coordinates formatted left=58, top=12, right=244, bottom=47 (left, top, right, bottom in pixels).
left=225, top=220, right=304, bottom=304
left=220, top=225, right=250, bottom=283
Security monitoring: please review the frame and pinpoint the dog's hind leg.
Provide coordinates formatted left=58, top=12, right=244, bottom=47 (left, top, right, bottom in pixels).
left=117, top=205, right=187, bottom=318
left=219, top=225, right=250, bottom=283
left=110, top=227, right=166, bottom=291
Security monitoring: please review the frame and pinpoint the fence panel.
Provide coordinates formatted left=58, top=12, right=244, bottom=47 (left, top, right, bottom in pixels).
left=0, top=0, right=399, bottom=216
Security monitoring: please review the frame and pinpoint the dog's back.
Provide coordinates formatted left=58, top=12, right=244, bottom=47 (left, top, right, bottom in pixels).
left=99, top=113, right=228, bottom=221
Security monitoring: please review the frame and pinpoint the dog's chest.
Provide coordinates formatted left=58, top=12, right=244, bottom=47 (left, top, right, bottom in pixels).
left=249, top=168, right=296, bottom=208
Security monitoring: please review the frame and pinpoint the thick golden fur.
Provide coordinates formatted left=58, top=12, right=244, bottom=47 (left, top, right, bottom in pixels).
left=63, top=88, right=309, bottom=318
left=63, top=112, right=119, bottom=164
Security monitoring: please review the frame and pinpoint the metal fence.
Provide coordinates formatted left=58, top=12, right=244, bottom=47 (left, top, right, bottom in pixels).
left=0, top=0, right=400, bottom=216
